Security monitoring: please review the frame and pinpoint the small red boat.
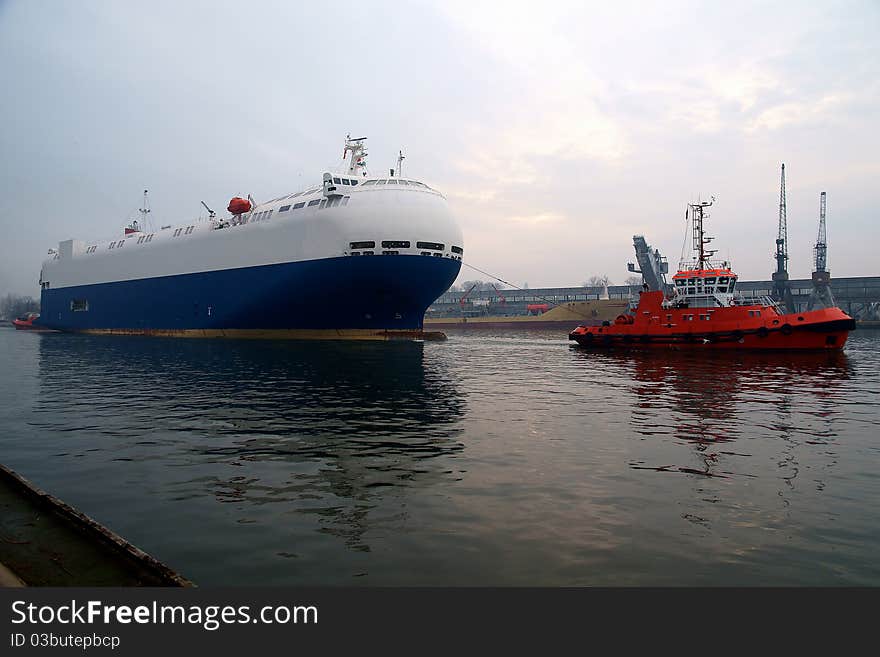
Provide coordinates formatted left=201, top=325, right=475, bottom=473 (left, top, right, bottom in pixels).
left=569, top=200, right=855, bottom=350
left=12, top=312, right=44, bottom=330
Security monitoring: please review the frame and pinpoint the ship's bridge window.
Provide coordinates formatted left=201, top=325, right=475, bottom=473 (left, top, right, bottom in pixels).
left=416, top=241, right=444, bottom=251
left=675, top=279, right=686, bottom=287
left=307, top=200, right=321, bottom=207
left=729, top=278, right=737, bottom=291
left=362, top=180, right=377, bottom=186
left=376, top=179, right=388, bottom=185
left=718, top=276, right=729, bottom=284
left=704, top=277, right=716, bottom=284
left=341, top=179, right=350, bottom=185
left=687, top=278, right=697, bottom=284
left=293, top=202, right=305, bottom=209
left=350, top=241, right=375, bottom=249
left=387, top=179, right=399, bottom=185
left=451, top=246, right=463, bottom=255
left=382, top=240, right=410, bottom=248
left=333, top=177, right=341, bottom=184
left=350, top=180, right=357, bottom=186
left=279, top=204, right=291, bottom=212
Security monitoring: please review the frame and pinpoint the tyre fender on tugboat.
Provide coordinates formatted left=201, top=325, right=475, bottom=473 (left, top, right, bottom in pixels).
left=781, top=323, right=793, bottom=336
left=757, top=326, right=769, bottom=338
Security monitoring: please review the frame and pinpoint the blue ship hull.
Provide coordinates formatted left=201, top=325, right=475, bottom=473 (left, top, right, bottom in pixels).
left=39, top=255, right=461, bottom=334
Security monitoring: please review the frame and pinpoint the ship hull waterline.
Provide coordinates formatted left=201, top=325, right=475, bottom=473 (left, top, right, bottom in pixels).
left=569, top=317, right=855, bottom=350
left=38, top=254, right=461, bottom=341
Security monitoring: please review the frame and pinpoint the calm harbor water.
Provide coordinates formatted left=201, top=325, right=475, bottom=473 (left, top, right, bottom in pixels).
left=1, top=325, right=879, bottom=586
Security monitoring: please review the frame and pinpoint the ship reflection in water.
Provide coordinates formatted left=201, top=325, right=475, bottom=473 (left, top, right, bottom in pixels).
left=30, top=335, right=465, bottom=584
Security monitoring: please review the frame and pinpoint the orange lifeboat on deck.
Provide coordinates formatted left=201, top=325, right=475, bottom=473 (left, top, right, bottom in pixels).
left=227, top=197, right=251, bottom=215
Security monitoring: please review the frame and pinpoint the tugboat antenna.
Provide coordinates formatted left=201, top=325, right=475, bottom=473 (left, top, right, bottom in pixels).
left=687, top=198, right=716, bottom=269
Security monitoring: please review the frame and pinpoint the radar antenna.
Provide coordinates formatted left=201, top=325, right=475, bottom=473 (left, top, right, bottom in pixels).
left=343, top=134, right=368, bottom=177
left=397, top=149, right=405, bottom=178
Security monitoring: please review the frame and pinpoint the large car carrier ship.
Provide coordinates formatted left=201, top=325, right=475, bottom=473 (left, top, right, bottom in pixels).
left=36, top=136, right=463, bottom=339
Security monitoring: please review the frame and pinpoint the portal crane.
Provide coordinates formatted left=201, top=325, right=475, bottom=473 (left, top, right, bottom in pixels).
left=771, top=163, right=796, bottom=312
left=808, top=191, right=835, bottom=310
left=459, top=283, right=477, bottom=311
left=492, top=284, right=506, bottom=307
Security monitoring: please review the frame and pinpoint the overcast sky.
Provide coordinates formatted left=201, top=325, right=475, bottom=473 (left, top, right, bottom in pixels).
left=1, top=0, right=878, bottom=297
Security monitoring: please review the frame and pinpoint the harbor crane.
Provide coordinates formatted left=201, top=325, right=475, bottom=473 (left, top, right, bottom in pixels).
left=808, top=191, right=836, bottom=310
left=771, top=164, right=796, bottom=312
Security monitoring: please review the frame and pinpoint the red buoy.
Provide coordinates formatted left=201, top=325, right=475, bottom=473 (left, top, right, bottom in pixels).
left=227, top=197, right=251, bottom=215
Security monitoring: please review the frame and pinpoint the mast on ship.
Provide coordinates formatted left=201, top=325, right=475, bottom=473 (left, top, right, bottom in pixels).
left=686, top=198, right=717, bottom=270
left=343, top=135, right=368, bottom=177
left=138, top=189, right=151, bottom=230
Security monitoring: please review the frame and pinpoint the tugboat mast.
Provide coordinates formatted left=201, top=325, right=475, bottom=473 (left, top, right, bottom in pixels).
left=688, top=198, right=716, bottom=269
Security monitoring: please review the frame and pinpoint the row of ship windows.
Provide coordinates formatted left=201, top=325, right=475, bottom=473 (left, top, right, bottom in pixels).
left=265, top=184, right=341, bottom=204
left=349, top=241, right=463, bottom=253
left=360, top=179, right=430, bottom=188
left=348, top=241, right=463, bottom=260
left=676, top=276, right=737, bottom=285
left=275, top=196, right=350, bottom=215
left=86, top=229, right=189, bottom=253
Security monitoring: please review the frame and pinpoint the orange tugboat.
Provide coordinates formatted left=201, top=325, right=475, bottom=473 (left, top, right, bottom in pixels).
left=569, top=200, right=855, bottom=350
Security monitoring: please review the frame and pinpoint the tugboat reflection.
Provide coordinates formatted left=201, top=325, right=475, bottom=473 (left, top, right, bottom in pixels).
left=572, top=348, right=852, bottom=482
left=36, top=336, right=465, bottom=555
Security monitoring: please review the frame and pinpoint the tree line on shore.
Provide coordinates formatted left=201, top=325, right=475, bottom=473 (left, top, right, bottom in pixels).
left=0, top=294, right=40, bottom=320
